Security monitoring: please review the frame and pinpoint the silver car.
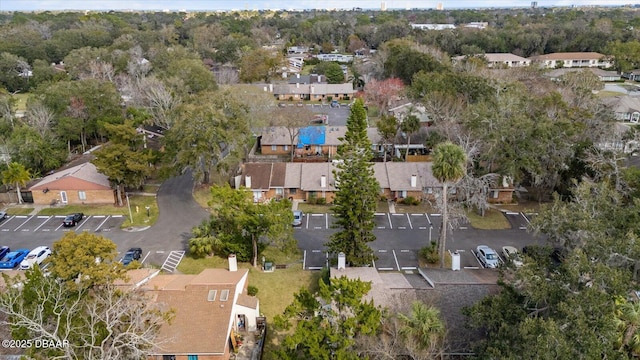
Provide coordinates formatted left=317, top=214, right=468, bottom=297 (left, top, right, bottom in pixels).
left=292, top=210, right=303, bottom=227
left=476, top=245, right=499, bottom=268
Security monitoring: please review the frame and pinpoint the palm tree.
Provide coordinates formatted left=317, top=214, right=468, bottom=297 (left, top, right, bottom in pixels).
left=615, top=296, right=640, bottom=356
left=398, top=301, right=445, bottom=353
left=2, top=162, right=31, bottom=204
left=432, top=142, right=466, bottom=268
left=401, top=114, right=420, bottom=161
left=348, top=70, right=365, bottom=91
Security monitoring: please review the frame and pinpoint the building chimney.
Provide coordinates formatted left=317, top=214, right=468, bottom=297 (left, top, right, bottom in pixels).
left=337, top=252, right=346, bottom=270
left=245, top=175, right=252, bottom=189
left=321, top=175, right=327, bottom=188
left=269, top=83, right=273, bottom=92
left=228, top=254, right=238, bottom=272
left=318, top=74, right=322, bottom=82
left=296, top=82, right=299, bottom=88
left=297, top=73, right=300, bottom=79
left=411, top=174, right=417, bottom=188
left=310, top=85, right=314, bottom=94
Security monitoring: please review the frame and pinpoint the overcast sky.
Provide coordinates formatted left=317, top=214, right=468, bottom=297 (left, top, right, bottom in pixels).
left=0, top=0, right=635, bottom=11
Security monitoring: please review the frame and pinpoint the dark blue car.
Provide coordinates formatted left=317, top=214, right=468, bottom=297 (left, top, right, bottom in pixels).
left=0, top=246, right=9, bottom=260
left=0, top=248, right=30, bottom=269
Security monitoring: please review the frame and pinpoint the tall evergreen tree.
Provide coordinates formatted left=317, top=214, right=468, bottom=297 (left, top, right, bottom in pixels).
left=328, top=98, right=379, bottom=266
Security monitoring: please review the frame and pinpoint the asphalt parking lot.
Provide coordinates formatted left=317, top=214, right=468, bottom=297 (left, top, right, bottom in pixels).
left=297, top=211, right=543, bottom=271
left=0, top=214, right=124, bottom=234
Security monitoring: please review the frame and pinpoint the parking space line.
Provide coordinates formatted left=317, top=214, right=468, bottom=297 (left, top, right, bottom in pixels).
left=325, top=214, right=329, bottom=229
left=33, top=216, right=52, bottom=232
left=392, top=250, right=400, bottom=271
left=306, top=213, right=310, bottom=229
left=112, top=215, right=123, bottom=218
left=140, top=251, right=151, bottom=264
left=95, top=215, right=111, bottom=232
left=406, top=214, right=413, bottom=229
left=303, top=250, right=306, bottom=269
left=76, top=215, right=91, bottom=230
left=505, top=211, right=519, bottom=215
left=387, top=213, right=392, bottom=229
left=13, top=215, right=33, bottom=232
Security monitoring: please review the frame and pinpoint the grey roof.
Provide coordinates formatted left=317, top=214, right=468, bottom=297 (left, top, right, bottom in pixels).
left=529, top=52, right=605, bottom=61
left=483, top=53, right=530, bottom=63
left=601, top=96, right=640, bottom=114
left=544, top=67, right=620, bottom=79
left=324, top=126, right=346, bottom=146
left=284, top=163, right=302, bottom=188
left=29, top=162, right=110, bottom=190
left=261, top=127, right=296, bottom=145
left=299, top=163, right=337, bottom=191
left=384, top=162, right=439, bottom=191
left=272, top=83, right=355, bottom=96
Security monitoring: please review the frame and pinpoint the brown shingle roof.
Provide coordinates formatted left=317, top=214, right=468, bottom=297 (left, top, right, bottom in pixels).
left=147, top=269, right=249, bottom=356
left=237, top=293, right=259, bottom=309
left=271, top=163, right=286, bottom=187
left=242, top=163, right=273, bottom=190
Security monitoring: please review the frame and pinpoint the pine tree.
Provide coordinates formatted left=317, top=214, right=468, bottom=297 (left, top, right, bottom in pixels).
left=328, top=98, right=379, bottom=266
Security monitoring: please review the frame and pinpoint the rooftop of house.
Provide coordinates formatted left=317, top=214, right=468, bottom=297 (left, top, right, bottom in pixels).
left=601, top=96, right=640, bottom=113
left=529, top=52, right=606, bottom=60
left=145, top=268, right=249, bottom=356
left=29, top=161, right=111, bottom=191
left=544, top=67, right=620, bottom=78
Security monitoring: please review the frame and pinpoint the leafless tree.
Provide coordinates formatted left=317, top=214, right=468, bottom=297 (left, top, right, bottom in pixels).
left=215, top=65, right=240, bottom=85
left=25, top=100, right=55, bottom=137
left=418, top=93, right=465, bottom=142
left=269, top=106, right=315, bottom=161
left=457, top=173, right=500, bottom=217
left=0, top=273, right=172, bottom=360
left=136, top=76, right=181, bottom=129
left=85, top=60, right=115, bottom=83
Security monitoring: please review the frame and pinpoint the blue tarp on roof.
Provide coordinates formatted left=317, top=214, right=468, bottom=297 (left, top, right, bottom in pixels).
left=297, top=126, right=326, bottom=148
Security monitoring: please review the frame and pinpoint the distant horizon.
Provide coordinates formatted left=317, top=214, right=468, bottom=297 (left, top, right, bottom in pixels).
left=0, top=0, right=636, bottom=12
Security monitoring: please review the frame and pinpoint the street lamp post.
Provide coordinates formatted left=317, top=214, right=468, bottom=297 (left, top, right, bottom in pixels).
left=145, top=206, right=150, bottom=217
left=126, top=192, right=133, bottom=224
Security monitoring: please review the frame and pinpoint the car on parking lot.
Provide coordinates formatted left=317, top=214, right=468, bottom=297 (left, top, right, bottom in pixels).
left=19, top=246, right=52, bottom=270
left=63, top=213, right=84, bottom=227
left=0, top=211, right=7, bottom=221
left=120, top=247, right=143, bottom=266
left=330, top=100, right=340, bottom=108
left=502, top=246, right=523, bottom=267
left=0, top=248, right=30, bottom=269
left=0, top=246, right=9, bottom=260
left=476, top=245, right=499, bottom=268
left=292, top=210, right=303, bottom=227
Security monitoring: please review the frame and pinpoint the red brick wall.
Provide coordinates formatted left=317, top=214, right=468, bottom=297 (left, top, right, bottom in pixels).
left=32, top=189, right=114, bottom=205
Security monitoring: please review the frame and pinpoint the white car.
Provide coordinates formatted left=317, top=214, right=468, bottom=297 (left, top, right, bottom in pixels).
left=502, top=246, right=524, bottom=267
left=19, top=246, right=52, bottom=270
left=476, top=245, right=499, bottom=268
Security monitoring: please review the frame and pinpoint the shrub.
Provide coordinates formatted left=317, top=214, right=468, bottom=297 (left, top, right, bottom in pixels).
left=379, top=194, right=387, bottom=201
left=307, top=193, right=317, bottom=205
left=247, top=285, right=259, bottom=296
left=420, top=241, right=439, bottom=264
left=400, top=196, right=420, bottom=205
left=316, top=197, right=326, bottom=205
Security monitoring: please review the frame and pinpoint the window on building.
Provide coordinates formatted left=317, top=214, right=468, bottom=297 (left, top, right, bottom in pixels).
left=400, top=190, right=407, bottom=198
left=271, top=145, right=277, bottom=151
left=289, top=188, right=297, bottom=195
left=284, top=145, right=288, bottom=151
left=426, top=187, right=433, bottom=194
left=207, top=290, right=217, bottom=301
left=163, top=356, right=176, bottom=360
left=78, top=191, right=86, bottom=201
left=492, top=191, right=499, bottom=199
left=276, top=188, right=284, bottom=196
left=188, top=355, right=198, bottom=360
left=220, top=289, right=230, bottom=301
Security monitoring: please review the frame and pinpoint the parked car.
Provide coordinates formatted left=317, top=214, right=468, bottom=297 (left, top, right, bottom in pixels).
left=63, top=213, right=84, bottom=227
left=0, top=246, right=9, bottom=260
left=19, top=246, right=52, bottom=270
left=0, top=211, right=7, bottom=221
left=502, top=246, right=523, bottom=267
left=476, top=245, right=499, bottom=268
left=292, top=210, right=303, bottom=227
left=330, top=100, right=340, bottom=108
left=120, top=248, right=143, bottom=266
left=0, top=249, right=30, bottom=269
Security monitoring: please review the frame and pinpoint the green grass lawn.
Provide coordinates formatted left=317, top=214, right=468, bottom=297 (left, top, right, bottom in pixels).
left=5, top=207, right=33, bottom=216
left=394, top=201, right=438, bottom=214
left=178, top=249, right=315, bottom=320
left=35, top=195, right=159, bottom=228
left=467, top=208, right=511, bottom=230
left=12, top=93, right=29, bottom=112
left=192, top=185, right=212, bottom=211
left=297, top=203, right=332, bottom=213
